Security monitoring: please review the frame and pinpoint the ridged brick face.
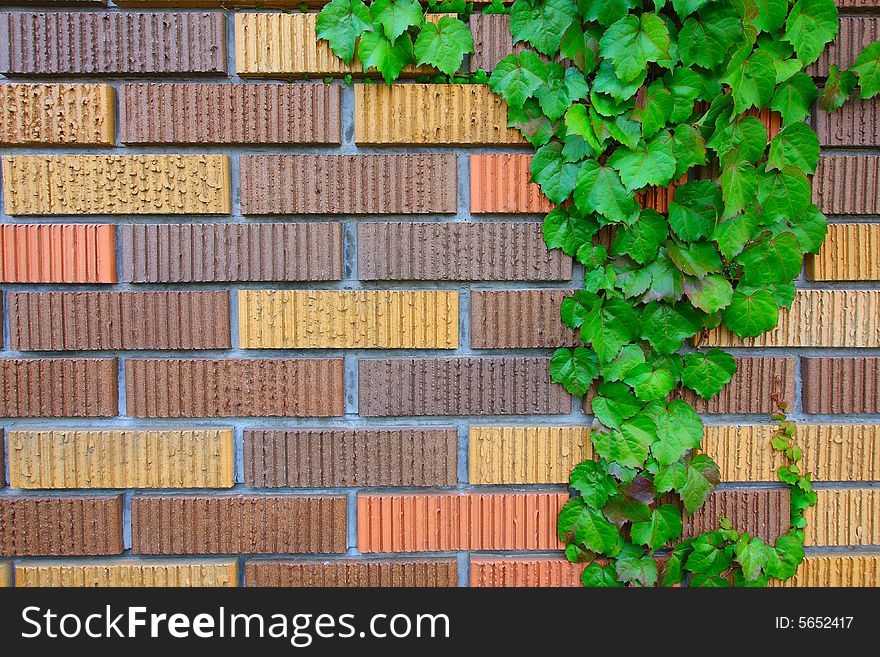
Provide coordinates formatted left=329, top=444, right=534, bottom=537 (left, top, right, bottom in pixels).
left=807, top=224, right=880, bottom=281
left=805, top=489, right=879, bottom=546
left=471, top=289, right=580, bottom=348
left=815, top=97, right=880, bottom=147
left=0, top=562, right=9, bottom=588
left=813, top=156, right=880, bottom=214
left=469, top=426, right=591, bottom=484
left=0, top=224, right=116, bottom=283
left=810, top=16, right=879, bottom=76
left=0, top=358, right=117, bottom=417
left=0, top=83, right=114, bottom=145
left=470, top=558, right=584, bottom=587
left=245, top=559, right=459, bottom=587
left=681, top=489, right=791, bottom=543
left=770, top=556, right=880, bottom=587
left=470, top=154, right=552, bottom=214
left=15, top=560, right=239, bottom=588
left=802, top=358, right=880, bottom=414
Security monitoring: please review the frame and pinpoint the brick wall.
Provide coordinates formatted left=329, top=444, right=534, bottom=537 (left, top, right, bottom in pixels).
left=0, top=2, right=878, bottom=588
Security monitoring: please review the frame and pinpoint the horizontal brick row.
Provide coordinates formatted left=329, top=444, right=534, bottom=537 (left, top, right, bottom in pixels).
left=245, top=559, right=458, bottom=587
left=0, top=224, right=116, bottom=283
left=808, top=224, right=880, bottom=281
left=238, top=290, right=459, bottom=349
left=14, top=559, right=238, bottom=587
left=471, top=289, right=579, bottom=348
left=0, top=358, right=117, bottom=417
left=805, top=489, right=879, bottom=546
left=0, top=83, right=114, bottom=145
left=770, top=556, right=880, bottom=588
left=802, top=358, right=880, bottom=414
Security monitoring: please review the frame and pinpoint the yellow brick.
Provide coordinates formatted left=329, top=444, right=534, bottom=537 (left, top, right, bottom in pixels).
left=15, top=560, right=238, bottom=587
left=2, top=155, right=230, bottom=215
left=805, top=489, right=880, bottom=546
left=7, top=429, right=234, bottom=489
left=0, top=83, right=115, bottom=145
left=807, top=223, right=880, bottom=281
left=469, top=426, right=592, bottom=484
left=238, top=290, right=459, bottom=349
left=0, top=562, right=10, bottom=587
left=770, top=555, right=880, bottom=587
left=703, top=424, right=880, bottom=483
left=702, top=290, right=880, bottom=347
left=355, top=84, right=524, bottom=145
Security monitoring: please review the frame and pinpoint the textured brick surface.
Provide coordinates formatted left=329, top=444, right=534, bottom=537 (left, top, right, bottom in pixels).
left=805, top=489, right=879, bottom=546
left=471, top=289, right=579, bottom=348
left=681, top=489, right=790, bottom=543
left=802, top=358, right=880, bottom=414
left=244, top=429, right=457, bottom=488
left=0, top=83, right=114, bottom=145
left=9, top=291, right=230, bottom=351
left=125, top=358, right=344, bottom=417
left=469, top=14, right=519, bottom=73
left=0, top=495, right=123, bottom=556
left=119, top=83, right=340, bottom=144
left=469, top=426, right=591, bottom=484
left=810, top=16, right=878, bottom=76
left=470, top=558, right=584, bottom=587
left=770, top=556, right=880, bottom=587
left=0, top=11, right=227, bottom=75
left=238, top=290, right=459, bottom=349
left=15, top=559, right=238, bottom=587
left=813, top=156, right=879, bottom=214
left=0, top=224, right=116, bottom=283
left=357, top=493, right=568, bottom=552
left=0, top=430, right=4, bottom=489
left=240, top=154, right=457, bottom=215
left=358, top=357, right=570, bottom=416
left=132, top=495, right=347, bottom=554
left=3, top=155, right=231, bottom=215
left=470, top=154, right=552, bottom=214
left=120, top=223, right=342, bottom=283
left=245, top=559, right=458, bottom=587
left=807, top=224, right=880, bottom=281
left=357, top=222, right=571, bottom=281
left=0, top=358, right=117, bottom=417
left=8, top=429, right=234, bottom=489
left=0, top=562, right=8, bottom=588
left=815, top=97, right=879, bottom=147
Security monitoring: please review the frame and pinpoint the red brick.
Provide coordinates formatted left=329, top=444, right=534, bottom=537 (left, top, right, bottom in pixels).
left=682, top=489, right=790, bottom=543
left=814, top=156, right=880, bottom=214
left=471, top=289, right=579, bottom=348
left=815, top=97, right=880, bottom=147
left=245, top=559, right=458, bottom=587
left=802, top=357, right=880, bottom=414
left=470, top=154, right=552, bottom=214
left=470, top=557, right=584, bottom=587
left=0, top=358, right=117, bottom=417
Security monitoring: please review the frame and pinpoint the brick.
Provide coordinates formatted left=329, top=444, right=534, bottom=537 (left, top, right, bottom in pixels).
left=125, top=358, right=344, bottom=417
left=119, top=83, right=340, bottom=145
left=703, top=424, right=880, bottom=483
left=15, top=559, right=238, bottom=587
left=813, top=156, right=880, bottom=215
left=802, top=357, right=880, bottom=414
left=2, top=155, right=231, bottom=215
left=358, top=357, right=570, bottom=416
left=470, top=154, right=552, bottom=214
left=357, top=492, right=568, bottom=552
left=470, top=558, right=584, bottom=587
left=357, top=222, right=572, bottom=281
left=805, top=489, right=879, bottom=546
left=810, top=16, right=878, bottom=76
left=9, top=291, right=230, bottom=351
left=770, top=556, right=880, bottom=587
left=240, top=154, right=457, bottom=215
left=0, top=495, right=123, bottom=556
left=471, top=289, right=579, bottom=348
left=0, top=562, right=8, bottom=587
left=244, top=428, right=457, bottom=487
left=0, top=83, right=114, bottom=145
left=0, top=11, right=226, bottom=75
left=469, top=14, right=520, bottom=73
left=815, top=97, right=880, bottom=147
left=245, top=559, right=458, bottom=587
left=0, top=358, right=117, bottom=418
left=0, top=224, right=116, bottom=283
left=355, top=84, right=523, bottom=145
left=132, top=495, right=347, bottom=554
left=469, top=426, right=591, bottom=484
left=120, top=223, right=342, bottom=283
left=238, top=290, right=458, bottom=349
left=807, top=223, right=880, bottom=281
left=681, top=489, right=790, bottom=543
left=8, top=429, right=234, bottom=489
left=116, top=1, right=320, bottom=5
left=702, top=290, right=880, bottom=347
left=0, top=430, right=4, bottom=488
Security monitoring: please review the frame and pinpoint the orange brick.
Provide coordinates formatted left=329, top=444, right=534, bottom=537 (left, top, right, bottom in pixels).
left=470, top=154, right=552, bottom=214
left=0, top=224, right=116, bottom=283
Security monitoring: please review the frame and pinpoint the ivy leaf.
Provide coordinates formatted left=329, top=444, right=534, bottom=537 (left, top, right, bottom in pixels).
left=682, top=349, right=737, bottom=399
left=685, top=533, right=732, bottom=575
left=642, top=248, right=685, bottom=303
left=678, top=454, right=721, bottom=514
left=765, top=534, right=805, bottom=580
left=581, top=0, right=638, bottom=27
left=560, top=21, right=598, bottom=74
left=820, top=64, right=857, bottom=112
left=722, top=49, right=777, bottom=113
left=719, top=158, right=757, bottom=217
left=665, top=67, right=703, bottom=122
left=592, top=60, right=647, bottom=101
left=602, top=344, right=646, bottom=382
left=357, top=31, right=414, bottom=83
left=581, top=562, right=625, bottom=587
left=550, top=347, right=599, bottom=396
left=631, top=504, right=683, bottom=551
left=536, top=66, right=590, bottom=122
left=783, top=0, right=839, bottom=66
left=757, top=165, right=811, bottom=223
left=850, top=41, right=880, bottom=99
left=560, top=290, right=599, bottom=329
left=749, top=0, right=788, bottom=34
left=670, top=124, right=708, bottom=179
left=489, top=51, right=548, bottom=109
left=576, top=243, right=608, bottom=270
left=593, top=416, right=656, bottom=467
left=722, top=288, right=779, bottom=337
left=542, top=206, right=598, bottom=255
left=413, top=16, right=473, bottom=76
left=574, top=158, right=640, bottom=224
left=647, top=399, right=703, bottom=466
left=570, top=460, right=619, bottom=508
left=771, top=73, right=817, bottom=124
left=790, top=204, right=828, bottom=254
left=369, top=0, right=423, bottom=41
left=654, top=459, right=688, bottom=492
left=635, top=81, right=674, bottom=138
left=667, top=240, right=722, bottom=278
left=599, top=13, right=671, bottom=83
left=671, top=0, right=712, bottom=19
left=684, top=274, right=734, bottom=314
left=738, top=231, right=803, bottom=285
left=614, top=543, right=659, bottom=586
left=563, top=132, right=596, bottom=162
left=624, top=362, right=678, bottom=401
left=708, top=115, right=768, bottom=163
left=557, top=497, right=623, bottom=555
left=612, top=209, right=668, bottom=264
left=508, top=98, right=556, bottom=147
left=592, top=381, right=643, bottom=429
left=603, top=494, right=652, bottom=526
left=640, top=302, right=700, bottom=355
left=767, top=122, right=820, bottom=174
left=607, top=135, right=677, bottom=192
left=531, top=141, right=579, bottom=204
left=711, top=206, right=759, bottom=259
left=736, top=535, right=773, bottom=581
left=510, top=0, right=578, bottom=56
left=668, top=180, right=722, bottom=241
left=316, top=0, right=373, bottom=65
left=580, top=297, right=641, bottom=363
left=590, top=107, right=642, bottom=150
left=662, top=538, right=695, bottom=585
left=678, top=8, right=743, bottom=70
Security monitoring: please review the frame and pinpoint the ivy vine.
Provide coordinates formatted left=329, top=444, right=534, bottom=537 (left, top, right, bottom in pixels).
left=318, top=0, right=880, bottom=586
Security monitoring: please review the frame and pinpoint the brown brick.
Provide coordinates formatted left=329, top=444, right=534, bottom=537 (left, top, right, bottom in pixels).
left=9, top=291, right=230, bottom=351
left=681, top=489, right=790, bottom=543
left=0, top=430, right=4, bottom=489
left=810, top=16, right=878, bottom=76
left=0, top=83, right=114, bottom=145
left=802, top=357, right=880, bottom=414
left=471, top=289, right=579, bottom=348
left=358, top=222, right=570, bottom=281
left=470, top=558, right=584, bottom=587
left=131, top=495, right=346, bottom=554
left=240, top=154, right=457, bottom=215
left=358, top=357, right=570, bottom=416
left=469, top=13, right=519, bottom=73
left=815, top=97, right=880, bottom=147
left=244, top=428, right=458, bottom=487
left=120, top=223, right=342, bottom=283
left=119, top=83, right=340, bottom=144
left=0, top=224, right=116, bottom=283
left=0, top=358, right=117, bottom=417
left=0, top=12, right=226, bottom=75
left=125, top=358, right=344, bottom=417
left=470, top=154, right=552, bottom=214
left=0, top=495, right=123, bottom=556
left=245, top=559, right=458, bottom=587
left=814, top=158, right=880, bottom=214
left=807, top=223, right=880, bottom=281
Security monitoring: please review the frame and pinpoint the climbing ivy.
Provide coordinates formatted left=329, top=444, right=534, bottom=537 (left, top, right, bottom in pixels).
left=319, top=0, right=880, bottom=586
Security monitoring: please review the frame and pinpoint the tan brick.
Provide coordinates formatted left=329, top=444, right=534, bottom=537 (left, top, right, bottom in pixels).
left=805, top=489, right=880, bottom=546
left=807, top=224, right=880, bottom=281
left=469, top=426, right=591, bottom=484
left=0, top=562, right=9, bottom=587
left=0, top=83, right=114, bottom=145
left=2, top=155, right=230, bottom=215
left=770, top=555, right=880, bottom=587
left=245, top=559, right=457, bottom=587
left=15, top=559, right=238, bottom=587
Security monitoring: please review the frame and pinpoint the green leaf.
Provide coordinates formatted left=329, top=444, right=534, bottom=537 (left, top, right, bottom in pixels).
left=738, top=231, right=803, bottom=285
left=749, top=0, right=788, bottom=33
left=543, top=207, right=598, bottom=256
left=581, top=562, right=625, bottom=587
left=757, top=165, right=811, bottom=223
left=820, top=64, right=858, bottom=112
left=613, top=209, right=668, bottom=264
left=507, top=98, right=556, bottom=147
left=580, top=0, right=638, bottom=27
left=560, top=290, right=598, bottom=329
left=489, top=51, right=548, bottom=108
left=671, top=0, right=712, bottom=19
left=357, top=31, right=414, bottom=83
left=592, top=381, right=643, bottom=429
left=766, top=534, right=805, bottom=580
left=510, top=0, right=577, bottom=56
left=850, top=41, right=880, bottom=99
left=570, top=460, right=619, bottom=508
left=636, top=81, right=674, bottom=138
left=369, top=0, right=423, bottom=41
left=593, top=417, right=655, bottom=467
left=550, top=347, right=599, bottom=396
left=642, top=248, right=685, bottom=303
left=767, top=122, right=819, bottom=174
left=665, top=67, right=703, bottom=122
left=614, top=543, right=659, bottom=586
left=685, top=533, right=732, bottom=576
left=719, top=158, right=757, bottom=217
left=577, top=243, right=608, bottom=269
left=647, top=399, right=704, bottom=466
left=708, top=116, right=768, bottom=164
left=711, top=206, right=759, bottom=259
left=722, top=49, right=777, bottom=113
left=678, top=8, right=743, bottom=70
left=784, top=0, right=839, bottom=66
left=662, top=538, right=695, bottom=585
left=684, top=274, right=734, bottom=314
left=771, top=73, right=817, bottom=124
left=624, top=362, right=678, bottom=401
left=574, top=158, right=640, bottom=224
left=592, top=60, right=647, bottom=101
left=560, top=21, right=598, bottom=74
left=654, top=460, right=688, bottom=492
left=640, top=302, right=700, bottom=355
left=722, top=288, right=779, bottom=337
left=535, top=65, right=589, bottom=122
left=668, top=180, right=722, bottom=241
left=669, top=124, right=708, bottom=178
left=580, top=297, right=641, bottom=363
left=668, top=240, right=722, bottom=278
left=678, top=454, right=721, bottom=513
left=736, top=536, right=772, bottom=581
left=530, top=141, right=579, bottom=204
left=631, top=504, right=683, bottom=551
left=790, top=204, right=828, bottom=254
left=607, top=135, right=677, bottom=192
left=602, top=344, right=646, bottom=382
left=316, top=0, right=373, bottom=64
left=413, top=16, right=473, bottom=76
left=590, top=107, right=643, bottom=150
left=599, top=13, right=671, bottom=83
left=557, top=497, right=623, bottom=555
left=682, top=349, right=737, bottom=399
